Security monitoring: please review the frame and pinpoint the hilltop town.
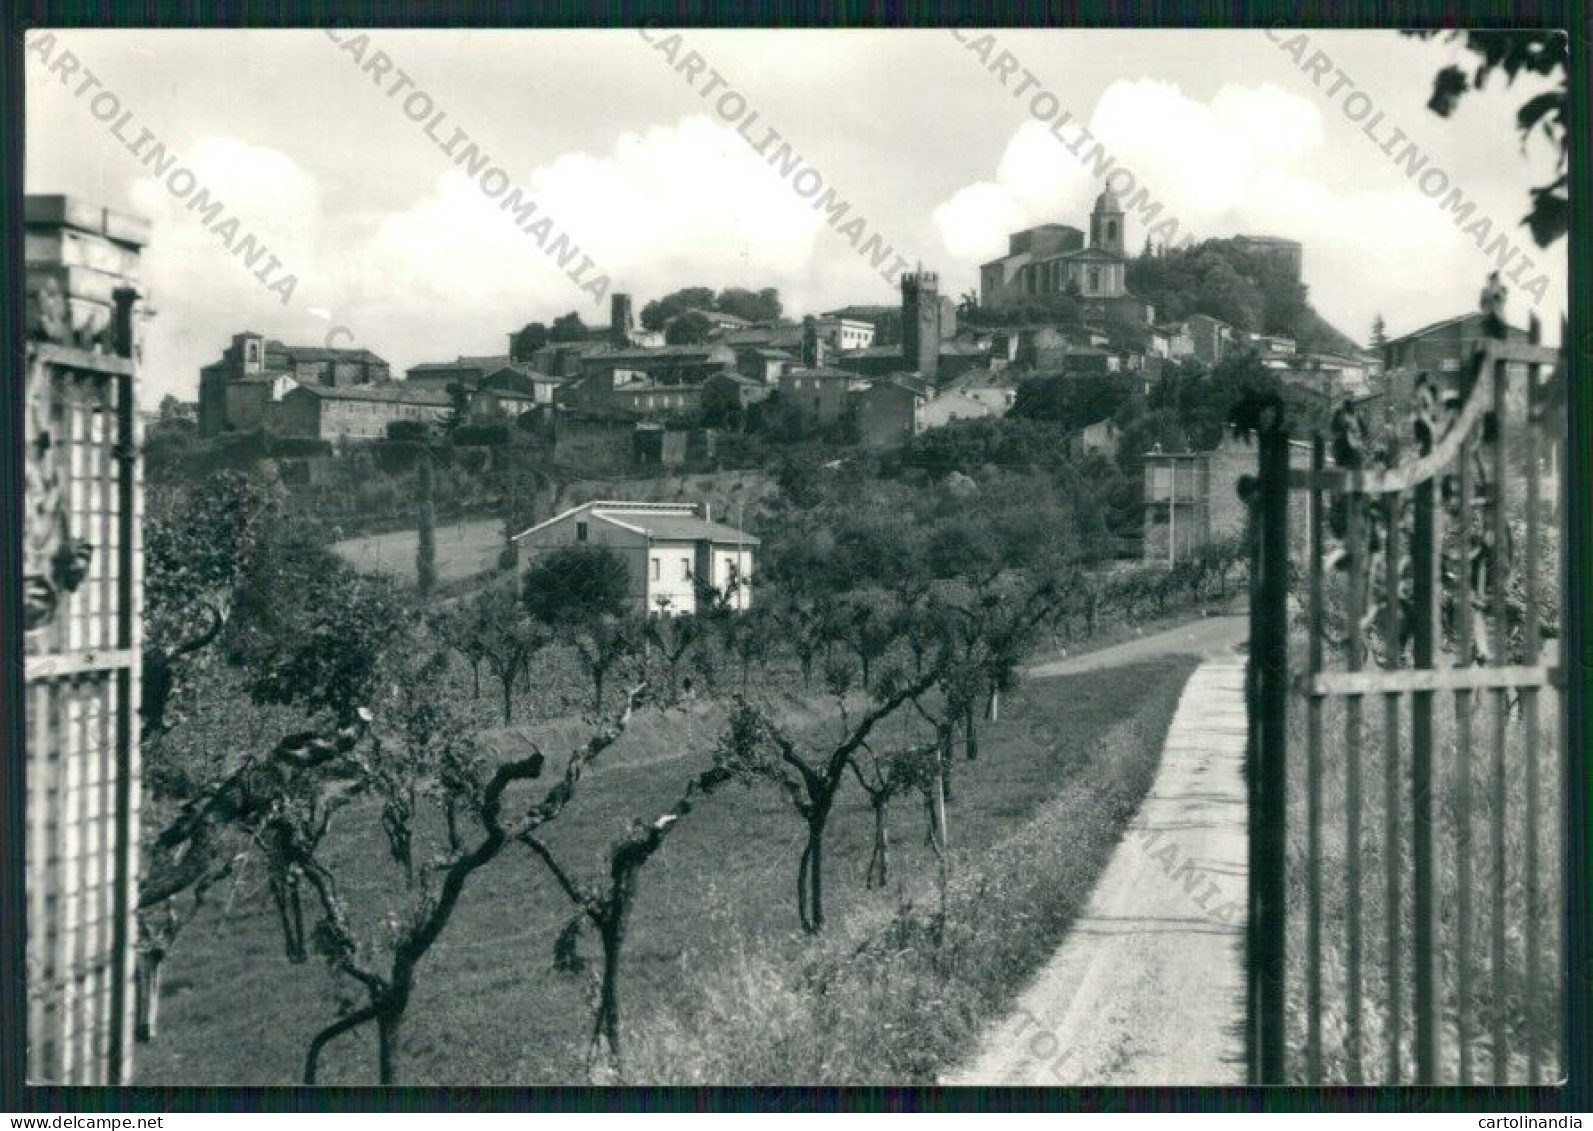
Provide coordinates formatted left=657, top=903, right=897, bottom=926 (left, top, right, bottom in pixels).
left=149, top=184, right=1513, bottom=575
left=21, top=19, right=1568, bottom=1097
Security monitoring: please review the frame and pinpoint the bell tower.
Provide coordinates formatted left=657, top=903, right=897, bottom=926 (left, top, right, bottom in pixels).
left=1091, top=188, right=1125, bottom=256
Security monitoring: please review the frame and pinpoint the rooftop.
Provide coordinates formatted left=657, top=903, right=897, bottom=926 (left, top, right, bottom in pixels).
left=513, top=500, right=759, bottom=545
left=290, top=383, right=451, bottom=405
left=1382, top=311, right=1524, bottom=347
left=588, top=344, right=731, bottom=361
left=409, top=354, right=512, bottom=373
left=783, top=365, right=857, bottom=379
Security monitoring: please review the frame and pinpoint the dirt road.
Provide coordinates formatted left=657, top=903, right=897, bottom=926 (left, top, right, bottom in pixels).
left=946, top=656, right=1248, bottom=1085
left=1027, top=613, right=1248, bottom=679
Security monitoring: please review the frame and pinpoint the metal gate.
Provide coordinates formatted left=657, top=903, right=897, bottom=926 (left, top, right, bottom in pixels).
left=1245, top=334, right=1566, bottom=1084
left=23, top=289, right=144, bottom=1085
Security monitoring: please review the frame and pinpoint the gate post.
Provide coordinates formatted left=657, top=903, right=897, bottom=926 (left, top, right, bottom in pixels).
left=1249, top=414, right=1291, bottom=1084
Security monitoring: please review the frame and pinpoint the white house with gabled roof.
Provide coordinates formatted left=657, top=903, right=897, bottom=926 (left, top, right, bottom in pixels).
left=512, top=501, right=758, bottom=615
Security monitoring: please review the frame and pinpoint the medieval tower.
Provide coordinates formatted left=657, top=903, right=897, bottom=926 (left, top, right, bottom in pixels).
left=901, top=270, right=940, bottom=380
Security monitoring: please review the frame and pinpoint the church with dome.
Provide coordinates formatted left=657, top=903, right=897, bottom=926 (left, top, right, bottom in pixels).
left=977, top=188, right=1156, bottom=325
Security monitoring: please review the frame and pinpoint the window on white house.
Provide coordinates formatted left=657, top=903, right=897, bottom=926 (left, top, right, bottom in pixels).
left=680, top=558, right=691, bottom=580
left=651, top=557, right=661, bottom=581
left=576, top=521, right=588, bottom=541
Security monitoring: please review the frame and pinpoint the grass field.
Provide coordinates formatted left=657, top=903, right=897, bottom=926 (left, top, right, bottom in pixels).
left=333, top=516, right=503, bottom=583
left=134, top=656, right=1196, bottom=1085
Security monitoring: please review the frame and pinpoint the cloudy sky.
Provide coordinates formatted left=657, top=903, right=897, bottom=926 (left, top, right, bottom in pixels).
left=26, top=28, right=1568, bottom=401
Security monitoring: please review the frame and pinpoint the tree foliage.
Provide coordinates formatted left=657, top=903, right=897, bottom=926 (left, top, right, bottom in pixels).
left=549, top=311, right=589, bottom=342
left=1404, top=30, right=1568, bottom=247
left=523, top=544, right=632, bottom=629
left=664, top=311, right=714, bottom=346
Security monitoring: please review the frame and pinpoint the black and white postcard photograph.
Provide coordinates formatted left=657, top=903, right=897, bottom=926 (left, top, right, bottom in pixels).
left=4, top=11, right=1584, bottom=1114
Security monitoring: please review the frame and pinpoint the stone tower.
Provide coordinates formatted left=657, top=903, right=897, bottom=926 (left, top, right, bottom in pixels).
left=610, top=293, right=634, bottom=347
left=800, top=315, right=826, bottom=368
left=1091, top=188, right=1125, bottom=256
left=901, top=270, right=940, bottom=380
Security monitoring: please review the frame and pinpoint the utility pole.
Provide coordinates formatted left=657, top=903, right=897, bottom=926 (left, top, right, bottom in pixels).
left=1167, top=458, right=1177, bottom=568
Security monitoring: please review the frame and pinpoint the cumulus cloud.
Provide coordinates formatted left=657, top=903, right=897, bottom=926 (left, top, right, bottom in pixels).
left=130, top=135, right=328, bottom=396
left=933, top=79, right=1329, bottom=267
left=135, top=115, right=919, bottom=397
left=338, top=114, right=905, bottom=372
left=931, top=77, right=1566, bottom=344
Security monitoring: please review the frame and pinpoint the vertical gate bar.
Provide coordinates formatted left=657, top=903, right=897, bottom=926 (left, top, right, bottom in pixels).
left=1456, top=435, right=1476, bottom=1084
left=1256, top=422, right=1291, bottom=1085
left=1554, top=350, right=1569, bottom=1086
left=1412, top=465, right=1439, bottom=1083
left=1345, top=491, right=1367, bottom=1083
left=1246, top=479, right=1263, bottom=1083
left=1306, top=437, right=1325, bottom=1082
left=1383, top=489, right=1403, bottom=1082
left=1522, top=360, right=1542, bottom=1083
left=110, top=363, right=136, bottom=1088
left=1490, top=355, right=1510, bottom=1084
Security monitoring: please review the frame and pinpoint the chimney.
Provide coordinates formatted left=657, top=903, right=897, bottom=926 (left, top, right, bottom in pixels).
left=701, top=501, right=712, bottom=523
left=610, top=293, right=634, bottom=346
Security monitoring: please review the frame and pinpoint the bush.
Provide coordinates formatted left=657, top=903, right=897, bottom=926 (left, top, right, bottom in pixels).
left=452, top=422, right=512, bottom=446
left=261, top=435, right=332, bottom=458
left=386, top=420, right=435, bottom=443
left=523, top=543, right=632, bottom=627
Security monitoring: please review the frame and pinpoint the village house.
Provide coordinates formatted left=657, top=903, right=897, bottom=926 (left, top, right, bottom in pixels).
left=225, top=372, right=300, bottom=432
left=198, top=331, right=391, bottom=435
left=1185, top=313, right=1236, bottom=366
left=1276, top=351, right=1376, bottom=401
left=942, top=369, right=1019, bottom=416
left=479, top=363, right=561, bottom=404
left=1141, top=434, right=1313, bottom=565
left=1378, top=310, right=1536, bottom=432
left=530, top=339, right=613, bottom=378
left=467, top=385, right=540, bottom=422
left=815, top=315, right=876, bottom=353
left=1070, top=417, right=1122, bottom=460
left=1379, top=311, right=1529, bottom=376
left=780, top=364, right=865, bottom=426
left=1247, top=332, right=1298, bottom=358
left=702, top=371, right=775, bottom=417
left=268, top=383, right=452, bottom=443
left=851, top=377, right=994, bottom=448
left=558, top=369, right=703, bottom=418
left=579, top=342, right=736, bottom=387
left=513, top=500, right=757, bottom=615
left=734, top=345, right=795, bottom=383
left=632, top=423, right=716, bottom=467
left=405, top=354, right=511, bottom=392
left=1150, top=322, right=1195, bottom=360
left=722, top=322, right=805, bottom=351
